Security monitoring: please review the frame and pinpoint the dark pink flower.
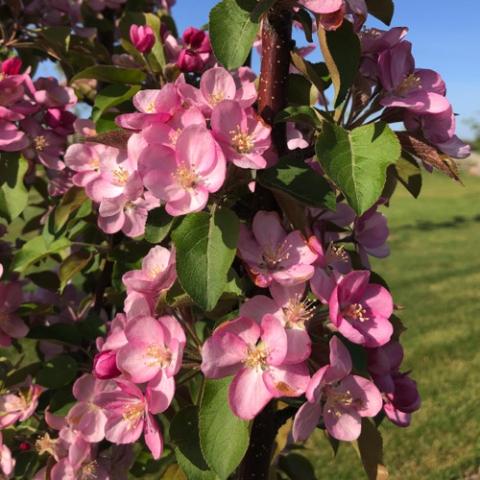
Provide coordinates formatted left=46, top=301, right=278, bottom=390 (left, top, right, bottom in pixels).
left=177, top=27, right=211, bottom=73
left=130, top=24, right=156, bottom=54
left=94, top=350, right=121, bottom=380
left=1, top=57, right=22, bottom=75
left=0, top=281, right=28, bottom=347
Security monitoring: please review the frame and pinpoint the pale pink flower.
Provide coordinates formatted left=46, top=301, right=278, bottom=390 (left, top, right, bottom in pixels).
left=64, top=142, right=105, bottom=189
left=328, top=271, right=393, bottom=347
left=66, top=374, right=109, bottom=443
left=0, top=382, right=44, bottom=428
left=201, top=315, right=310, bottom=420
left=139, top=124, right=226, bottom=216
left=211, top=100, right=271, bottom=169
left=293, top=336, right=382, bottom=442
left=96, top=380, right=163, bottom=459
left=240, top=283, right=312, bottom=364
left=129, top=24, right=156, bottom=54
left=0, top=281, right=28, bottom=347
left=116, top=315, right=185, bottom=385
left=122, top=246, right=176, bottom=297
left=238, top=211, right=317, bottom=287
left=0, top=432, right=15, bottom=479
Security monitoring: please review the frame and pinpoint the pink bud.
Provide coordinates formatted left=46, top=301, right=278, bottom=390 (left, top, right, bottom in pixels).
left=177, top=49, right=205, bottom=73
left=129, top=24, right=156, bottom=54
left=1, top=57, right=22, bottom=75
left=182, top=27, right=211, bottom=54
left=93, top=350, right=121, bottom=379
left=44, top=108, right=76, bottom=135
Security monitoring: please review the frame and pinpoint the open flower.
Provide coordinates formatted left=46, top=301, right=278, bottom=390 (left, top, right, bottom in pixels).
left=238, top=211, right=317, bottom=287
left=0, top=382, right=44, bottom=428
left=329, top=271, right=393, bottom=347
left=139, top=124, right=226, bottom=216
left=211, top=100, right=271, bottom=169
left=293, top=336, right=382, bottom=442
left=96, top=380, right=163, bottom=459
left=201, top=315, right=310, bottom=420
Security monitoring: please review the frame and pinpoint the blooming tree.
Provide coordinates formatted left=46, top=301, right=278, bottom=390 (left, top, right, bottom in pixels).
left=0, top=0, right=470, bottom=479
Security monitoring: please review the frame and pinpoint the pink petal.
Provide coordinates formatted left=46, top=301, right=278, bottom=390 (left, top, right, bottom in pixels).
left=240, top=295, right=281, bottom=324
left=146, top=371, right=175, bottom=414
left=292, top=401, right=322, bottom=442
left=144, top=413, right=163, bottom=459
left=284, top=328, right=311, bottom=364
left=201, top=332, right=247, bottom=378
left=263, top=363, right=310, bottom=398
left=200, top=67, right=236, bottom=106
left=323, top=405, right=362, bottom=441
left=261, top=314, right=288, bottom=366
left=252, top=211, right=286, bottom=250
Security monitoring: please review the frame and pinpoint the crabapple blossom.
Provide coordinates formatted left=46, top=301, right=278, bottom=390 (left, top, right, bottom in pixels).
left=238, top=211, right=317, bottom=287
left=0, top=382, right=44, bottom=429
left=328, top=270, right=394, bottom=347
left=201, top=315, right=310, bottom=420
left=0, top=433, right=14, bottom=479
left=293, top=336, right=382, bottom=442
left=139, top=124, right=226, bottom=216
left=177, top=27, right=212, bottom=73
left=130, top=24, right=156, bottom=54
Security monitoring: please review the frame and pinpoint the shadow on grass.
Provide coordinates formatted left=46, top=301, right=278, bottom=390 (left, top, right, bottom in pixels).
left=394, top=214, right=480, bottom=232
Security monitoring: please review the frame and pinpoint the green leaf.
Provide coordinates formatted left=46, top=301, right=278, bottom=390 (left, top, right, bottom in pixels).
left=93, top=84, right=140, bottom=122
left=0, top=154, right=28, bottom=222
left=59, top=250, right=93, bottom=292
left=172, top=208, right=239, bottom=311
left=145, top=208, right=175, bottom=244
left=278, top=453, right=316, bottom=480
left=40, top=26, right=71, bottom=52
left=315, top=122, right=400, bottom=214
left=199, top=378, right=249, bottom=479
left=395, top=154, right=422, bottom=198
left=290, top=53, right=330, bottom=93
left=275, top=106, right=323, bottom=128
left=209, top=0, right=259, bottom=69
left=366, top=0, right=394, bottom=25
left=293, top=9, right=314, bottom=43
left=71, top=65, right=146, bottom=84
left=287, top=73, right=318, bottom=107
left=12, top=236, right=71, bottom=273
left=318, top=20, right=360, bottom=108
left=36, top=354, right=78, bottom=388
left=259, top=151, right=336, bottom=210
left=170, top=406, right=216, bottom=480
left=54, top=187, right=89, bottom=232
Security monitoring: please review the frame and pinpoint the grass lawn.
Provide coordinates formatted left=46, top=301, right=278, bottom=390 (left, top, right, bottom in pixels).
left=307, top=173, right=480, bottom=479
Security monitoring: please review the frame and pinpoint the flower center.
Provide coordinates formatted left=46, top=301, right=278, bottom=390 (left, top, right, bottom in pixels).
left=324, top=386, right=358, bottom=417
left=262, top=241, right=290, bottom=269
left=145, top=101, right=156, bottom=113
left=175, top=164, right=198, bottom=189
left=283, top=295, right=316, bottom=328
left=90, top=157, right=100, bottom=171
left=145, top=344, right=172, bottom=368
left=326, top=243, right=348, bottom=264
left=396, top=74, right=421, bottom=96
left=122, top=401, right=144, bottom=428
left=34, top=135, right=48, bottom=151
left=35, top=433, right=57, bottom=457
left=209, top=91, right=224, bottom=106
left=230, top=126, right=254, bottom=154
left=243, top=343, right=267, bottom=369
left=112, top=166, right=129, bottom=185
left=343, top=303, right=369, bottom=322
left=81, top=461, right=98, bottom=480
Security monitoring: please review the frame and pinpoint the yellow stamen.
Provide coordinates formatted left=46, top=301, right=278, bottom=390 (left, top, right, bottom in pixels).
left=34, top=135, right=48, bottom=151
left=230, top=126, right=254, bottom=154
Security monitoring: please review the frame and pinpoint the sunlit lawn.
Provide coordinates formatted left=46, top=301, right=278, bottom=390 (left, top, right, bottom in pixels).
left=307, top=173, right=480, bottom=479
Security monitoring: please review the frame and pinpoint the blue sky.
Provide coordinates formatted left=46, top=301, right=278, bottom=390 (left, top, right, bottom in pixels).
left=171, top=0, right=480, bottom=139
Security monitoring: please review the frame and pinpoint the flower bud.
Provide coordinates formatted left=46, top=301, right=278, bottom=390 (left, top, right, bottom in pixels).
left=129, top=24, right=156, bottom=54
left=1, top=57, right=22, bottom=75
left=93, top=350, right=121, bottom=379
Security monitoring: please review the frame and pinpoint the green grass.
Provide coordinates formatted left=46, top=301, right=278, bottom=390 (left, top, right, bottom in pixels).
left=307, top=173, right=480, bottom=480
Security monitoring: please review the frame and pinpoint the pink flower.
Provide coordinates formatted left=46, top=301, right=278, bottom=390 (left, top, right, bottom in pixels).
left=293, top=336, right=383, bottom=442
left=1, top=57, right=22, bottom=75
left=201, top=315, right=310, bottom=420
left=129, top=24, right=156, bottom=54
left=66, top=374, right=108, bottom=443
left=116, top=83, right=180, bottom=130
left=0, top=119, right=29, bottom=152
left=97, top=189, right=159, bottom=238
left=44, top=108, right=76, bottom=135
left=0, top=432, right=15, bottom=479
left=211, top=100, right=271, bottom=169
left=64, top=142, right=104, bottom=189
left=122, top=245, right=176, bottom=297
left=0, top=281, right=28, bottom=347
left=116, top=315, right=185, bottom=385
left=328, top=271, right=393, bottom=347
left=96, top=380, right=163, bottom=459
left=378, top=42, right=450, bottom=114
left=0, top=382, right=44, bottom=428
left=139, top=124, right=226, bottom=216
left=240, top=283, right=312, bottom=364
left=238, top=211, right=317, bottom=288
left=298, top=0, right=343, bottom=14
left=177, top=27, right=211, bottom=73
left=33, top=77, right=77, bottom=108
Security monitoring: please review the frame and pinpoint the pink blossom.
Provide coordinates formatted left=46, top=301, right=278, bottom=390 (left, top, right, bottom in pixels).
left=177, top=27, right=212, bottom=73
left=201, top=315, right=310, bottom=420
left=240, top=283, right=312, bottom=364
left=94, top=350, right=121, bottom=380
left=96, top=380, right=163, bottom=459
left=139, top=124, right=226, bottom=216
left=122, top=245, right=176, bottom=297
left=378, top=42, right=450, bottom=114
left=238, top=211, right=317, bottom=287
left=293, top=336, right=382, bottom=442
left=116, top=83, right=180, bottom=130
left=116, top=315, right=185, bottom=385
left=44, top=108, right=76, bottom=135
left=0, top=382, right=44, bottom=428
left=211, top=100, right=271, bottom=169
left=1, top=57, right=22, bottom=75
left=0, top=432, right=15, bottom=479
left=130, top=24, right=156, bottom=54
left=360, top=27, right=408, bottom=55
left=33, top=77, right=77, bottom=108
left=0, top=281, right=28, bottom=347
left=0, top=119, right=29, bottom=152
left=328, top=271, right=393, bottom=347
left=64, top=142, right=105, bottom=189
left=97, top=188, right=159, bottom=238
left=66, top=374, right=108, bottom=443
left=298, top=0, right=343, bottom=14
